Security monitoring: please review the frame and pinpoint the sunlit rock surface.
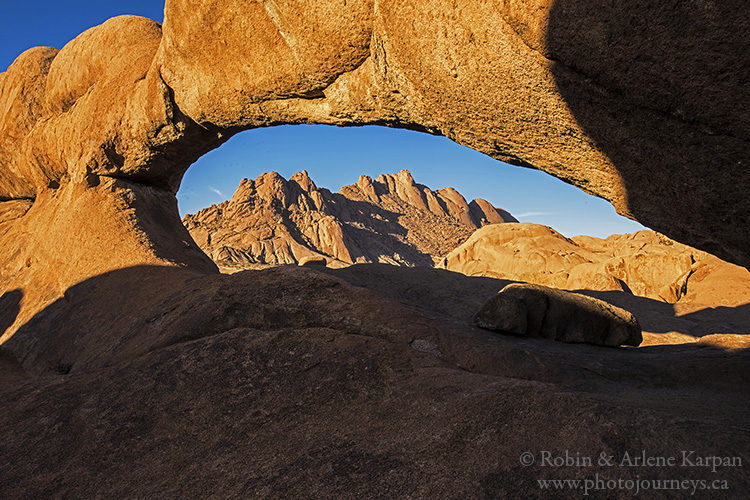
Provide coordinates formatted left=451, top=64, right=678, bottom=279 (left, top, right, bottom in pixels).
left=439, top=223, right=750, bottom=306
left=0, top=2, right=748, bottom=495
left=0, top=2, right=747, bottom=334
left=183, top=169, right=516, bottom=270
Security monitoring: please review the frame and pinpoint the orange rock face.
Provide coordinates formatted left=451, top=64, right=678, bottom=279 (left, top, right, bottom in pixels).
left=0, top=5, right=748, bottom=495
left=183, top=169, right=516, bottom=270
left=439, top=223, right=750, bottom=306
left=0, top=1, right=746, bottom=328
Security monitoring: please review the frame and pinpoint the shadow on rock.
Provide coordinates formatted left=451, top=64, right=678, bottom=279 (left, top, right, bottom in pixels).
left=324, top=264, right=750, bottom=342
left=0, top=263, right=748, bottom=497
left=580, top=290, right=750, bottom=338
left=0, top=289, right=26, bottom=382
left=0, top=289, right=22, bottom=336
left=547, top=0, right=750, bottom=266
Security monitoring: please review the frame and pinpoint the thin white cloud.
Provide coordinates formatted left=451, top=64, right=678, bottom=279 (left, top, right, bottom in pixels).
left=177, top=189, right=196, bottom=199
left=517, top=211, right=557, bottom=218
left=208, top=187, right=224, bottom=197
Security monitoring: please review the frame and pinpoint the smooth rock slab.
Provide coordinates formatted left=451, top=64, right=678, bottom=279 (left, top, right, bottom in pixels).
left=473, top=283, right=642, bottom=347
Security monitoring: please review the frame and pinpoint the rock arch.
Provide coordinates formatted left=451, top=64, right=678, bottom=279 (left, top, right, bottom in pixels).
left=0, top=1, right=747, bottom=339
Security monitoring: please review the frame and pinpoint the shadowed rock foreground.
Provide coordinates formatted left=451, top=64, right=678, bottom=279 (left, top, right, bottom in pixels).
left=1, top=1, right=749, bottom=496
left=1, top=265, right=748, bottom=497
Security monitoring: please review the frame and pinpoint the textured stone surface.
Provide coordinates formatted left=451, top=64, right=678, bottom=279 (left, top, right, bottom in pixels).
left=0, top=178, right=217, bottom=343
left=183, top=169, right=515, bottom=270
left=439, top=223, right=750, bottom=305
left=473, top=283, right=642, bottom=347
left=1, top=265, right=748, bottom=496
left=0, top=4, right=748, bottom=494
left=0, top=2, right=747, bottom=333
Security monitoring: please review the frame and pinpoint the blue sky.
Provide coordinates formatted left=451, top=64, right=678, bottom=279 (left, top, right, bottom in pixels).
left=0, top=2, right=164, bottom=70
left=2, top=1, right=645, bottom=238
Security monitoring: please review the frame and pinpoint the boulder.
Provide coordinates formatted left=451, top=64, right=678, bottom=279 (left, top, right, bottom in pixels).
left=298, top=255, right=328, bottom=267
left=473, top=283, right=642, bottom=347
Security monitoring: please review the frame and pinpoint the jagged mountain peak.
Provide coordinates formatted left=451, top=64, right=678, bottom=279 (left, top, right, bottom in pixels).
left=340, top=169, right=517, bottom=229
left=183, top=170, right=516, bottom=270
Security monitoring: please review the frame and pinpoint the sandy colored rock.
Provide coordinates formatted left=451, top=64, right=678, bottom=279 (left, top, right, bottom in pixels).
left=298, top=255, right=327, bottom=267
left=183, top=169, right=515, bottom=269
left=439, top=223, right=750, bottom=305
left=474, top=283, right=642, bottom=347
left=0, top=178, right=217, bottom=343
left=697, top=334, right=750, bottom=350
left=0, top=2, right=745, bottom=328
left=0, top=200, right=33, bottom=225
left=439, top=223, right=595, bottom=289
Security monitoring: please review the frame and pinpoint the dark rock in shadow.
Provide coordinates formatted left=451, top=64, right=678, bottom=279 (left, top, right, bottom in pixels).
left=322, top=263, right=514, bottom=322
left=473, top=283, right=642, bottom=347
left=324, top=264, right=750, bottom=342
left=0, top=289, right=26, bottom=383
left=579, top=290, right=750, bottom=338
left=0, top=264, right=748, bottom=497
left=547, top=0, right=750, bottom=267
left=0, top=289, right=22, bottom=336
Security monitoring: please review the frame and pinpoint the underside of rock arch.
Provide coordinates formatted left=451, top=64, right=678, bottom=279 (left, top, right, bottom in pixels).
left=0, top=0, right=748, bottom=337
left=2, top=3, right=750, bottom=495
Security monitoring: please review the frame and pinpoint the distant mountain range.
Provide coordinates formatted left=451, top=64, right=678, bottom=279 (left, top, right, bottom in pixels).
left=183, top=169, right=750, bottom=308
left=183, top=169, right=517, bottom=270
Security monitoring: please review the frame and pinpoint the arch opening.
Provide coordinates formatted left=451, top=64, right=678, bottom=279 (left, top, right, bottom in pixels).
left=1, top=0, right=748, bottom=346
left=174, top=123, right=745, bottom=311
left=177, top=123, right=646, bottom=238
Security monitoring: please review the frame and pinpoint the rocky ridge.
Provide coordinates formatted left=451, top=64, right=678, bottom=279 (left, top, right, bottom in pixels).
left=438, top=223, right=750, bottom=307
left=183, top=169, right=517, bottom=269
left=185, top=175, right=748, bottom=314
